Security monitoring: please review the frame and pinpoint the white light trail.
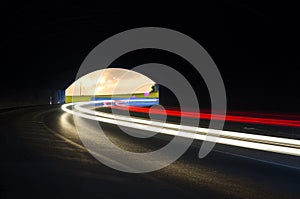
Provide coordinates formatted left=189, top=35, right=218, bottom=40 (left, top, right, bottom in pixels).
left=62, top=100, right=300, bottom=156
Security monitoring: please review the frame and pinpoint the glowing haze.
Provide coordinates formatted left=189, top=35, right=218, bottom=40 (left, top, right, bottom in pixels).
left=66, top=68, right=155, bottom=96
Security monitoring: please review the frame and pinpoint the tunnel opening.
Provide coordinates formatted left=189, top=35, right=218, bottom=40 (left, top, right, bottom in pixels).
left=64, top=68, right=159, bottom=106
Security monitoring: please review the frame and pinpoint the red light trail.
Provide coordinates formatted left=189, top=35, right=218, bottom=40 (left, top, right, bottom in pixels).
left=111, top=106, right=300, bottom=128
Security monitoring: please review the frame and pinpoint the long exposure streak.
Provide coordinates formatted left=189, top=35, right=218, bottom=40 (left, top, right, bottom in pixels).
left=112, top=106, right=300, bottom=128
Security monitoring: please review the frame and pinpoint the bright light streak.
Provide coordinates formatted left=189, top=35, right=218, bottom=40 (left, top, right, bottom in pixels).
left=111, top=106, right=300, bottom=128
left=62, top=101, right=300, bottom=156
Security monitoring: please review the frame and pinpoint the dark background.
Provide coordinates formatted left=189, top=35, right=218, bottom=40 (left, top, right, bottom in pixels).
left=2, top=1, right=300, bottom=113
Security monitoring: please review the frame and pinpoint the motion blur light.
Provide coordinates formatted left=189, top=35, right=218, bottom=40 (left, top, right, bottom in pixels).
left=62, top=100, right=300, bottom=157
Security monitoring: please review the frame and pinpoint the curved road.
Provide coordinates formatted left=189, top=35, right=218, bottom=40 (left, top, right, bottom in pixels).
left=1, top=105, right=300, bottom=198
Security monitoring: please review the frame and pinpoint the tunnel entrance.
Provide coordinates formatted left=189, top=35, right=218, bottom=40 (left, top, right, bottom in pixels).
left=64, top=68, right=159, bottom=105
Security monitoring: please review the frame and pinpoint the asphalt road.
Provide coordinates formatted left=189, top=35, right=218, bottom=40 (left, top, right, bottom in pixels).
left=1, top=105, right=300, bottom=199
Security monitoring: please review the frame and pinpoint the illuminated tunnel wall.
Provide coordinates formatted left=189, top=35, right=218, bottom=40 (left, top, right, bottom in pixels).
left=65, top=68, right=159, bottom=104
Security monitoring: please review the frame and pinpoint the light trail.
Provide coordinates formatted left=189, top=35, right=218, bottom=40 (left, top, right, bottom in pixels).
left=62, top=100, right=300, bottom=156
left=112, top=106, right=300, bottom=128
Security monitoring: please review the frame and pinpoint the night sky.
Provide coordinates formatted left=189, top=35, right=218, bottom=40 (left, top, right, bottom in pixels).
left=3, top=1, right=300, bottom=113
